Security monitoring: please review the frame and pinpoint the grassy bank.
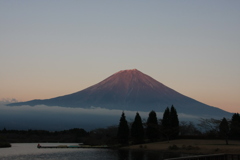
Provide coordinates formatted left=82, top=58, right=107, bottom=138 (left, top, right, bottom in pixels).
left=122, top=139, right=240, bottom=154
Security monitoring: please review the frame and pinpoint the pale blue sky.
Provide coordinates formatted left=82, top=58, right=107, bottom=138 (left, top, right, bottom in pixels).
left=1, top=1, right=240, bottom=112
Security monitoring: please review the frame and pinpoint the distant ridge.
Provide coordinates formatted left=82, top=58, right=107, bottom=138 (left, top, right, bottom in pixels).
left=8, top=69, right=231, bottom=117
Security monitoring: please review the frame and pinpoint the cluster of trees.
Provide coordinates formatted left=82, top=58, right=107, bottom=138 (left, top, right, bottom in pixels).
left=178, top=113, right=240, bottom=142
left=1, top=127, right=118, bottom=146
left=192, top=113, right=240, bottom=145
left=117, top=106, right=240, bottom=146
left=0, top=128, right=88, bottom=143
left=117, top=105, right=179, bottom=145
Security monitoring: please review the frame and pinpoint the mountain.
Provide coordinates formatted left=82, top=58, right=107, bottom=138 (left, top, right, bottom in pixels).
left=8, top=69, right=231, bottom=117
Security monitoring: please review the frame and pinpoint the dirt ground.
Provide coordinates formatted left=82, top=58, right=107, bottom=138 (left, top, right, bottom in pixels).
left=122, top=139, right=240, bottom=154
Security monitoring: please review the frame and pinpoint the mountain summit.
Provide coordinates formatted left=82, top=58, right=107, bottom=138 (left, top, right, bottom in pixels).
left=8, top=69, right=230, bottom=117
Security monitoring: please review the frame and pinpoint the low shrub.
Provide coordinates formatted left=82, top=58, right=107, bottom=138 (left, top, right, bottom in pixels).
left=168, top=144, right=179, bottom=150
left=182, top=145, right=199, bottom=150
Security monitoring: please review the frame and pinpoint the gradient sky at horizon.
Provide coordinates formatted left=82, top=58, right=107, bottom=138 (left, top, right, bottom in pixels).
left=1, top=1, right=240, bottom=113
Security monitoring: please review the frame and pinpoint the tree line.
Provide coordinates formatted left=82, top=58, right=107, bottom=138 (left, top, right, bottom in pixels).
left=118, top=107, right=240, bottom=145
left=0, top=128, right=88, bottom=143
left=1, top=107, right=240, bottom=147
left=117, top=105, right=179, bottom=145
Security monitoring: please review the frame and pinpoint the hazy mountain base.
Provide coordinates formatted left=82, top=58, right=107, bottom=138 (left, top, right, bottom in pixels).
left=0, top=103, right=201, bottom=131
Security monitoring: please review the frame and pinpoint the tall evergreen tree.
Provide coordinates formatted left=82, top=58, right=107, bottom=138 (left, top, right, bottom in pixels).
left=117, top=112, right=129, bottom=145
left=230, top=113, right=240, bottom=139
left=146, top=110, right=159, bottom=141
left=161, top=107, right=171, bottom=141
left=219, top=117, right=229, bottom=145
left=131, top=112, right=144, bottom=144
left=161, top=106, right=179, bottom=141
left=162, top=107, right=170, bottom=129
left=170, top=105, right=179, bottom=138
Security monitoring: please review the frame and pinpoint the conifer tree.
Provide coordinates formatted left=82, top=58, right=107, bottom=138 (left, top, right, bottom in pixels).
left=219, top=117, right=229, bottom=145
left=146, top=110, right=159, bottom=141
left=161, top=107, right=171, bottom=141
left=230, top=113, right=240, bottom=139
left=161, top=106, right=179, bottom=141
left=117, top=112, right=129, bottom=145
left=131, top=112, right=144, bottom=144
left=162, top=107, right=170, bottom=129
left=170, top=105, right=179, bottom=138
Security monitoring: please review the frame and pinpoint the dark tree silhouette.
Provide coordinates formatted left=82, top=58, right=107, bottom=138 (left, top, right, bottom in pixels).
left=161, top=106, right=179, bottom=141
left=117, top=112, right=129, bottom=145
left=170, top=105, right=179, bottom=138
left=161, top=107, right=171, bottom=141
left=230, top=113, right=240, bottom=140
left=131, top=112, right=144, bottom=144
left=146, top=110, right=159, bottom=141
left=162, top=107, right=170, bottom=128
left=219, top=117, right=229, bottom=145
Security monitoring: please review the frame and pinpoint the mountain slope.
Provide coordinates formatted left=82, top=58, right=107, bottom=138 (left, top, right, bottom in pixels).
left=8, top=69, right=231, bottom=117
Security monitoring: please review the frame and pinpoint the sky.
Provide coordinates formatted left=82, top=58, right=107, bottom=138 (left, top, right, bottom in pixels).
left=1, top=1, right=240, bottom=113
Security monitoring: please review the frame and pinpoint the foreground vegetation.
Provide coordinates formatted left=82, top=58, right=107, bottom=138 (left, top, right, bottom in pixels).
left=123, top=139, right=240, bottom=154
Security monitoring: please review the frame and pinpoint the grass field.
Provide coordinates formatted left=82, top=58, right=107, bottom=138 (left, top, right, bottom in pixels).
left=123, top=139, right=240, bottom=154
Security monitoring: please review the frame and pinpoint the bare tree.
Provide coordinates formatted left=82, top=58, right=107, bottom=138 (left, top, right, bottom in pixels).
left=179, top=121, right=201, bottom=136
left=197, top=118, right=221, bottom=137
